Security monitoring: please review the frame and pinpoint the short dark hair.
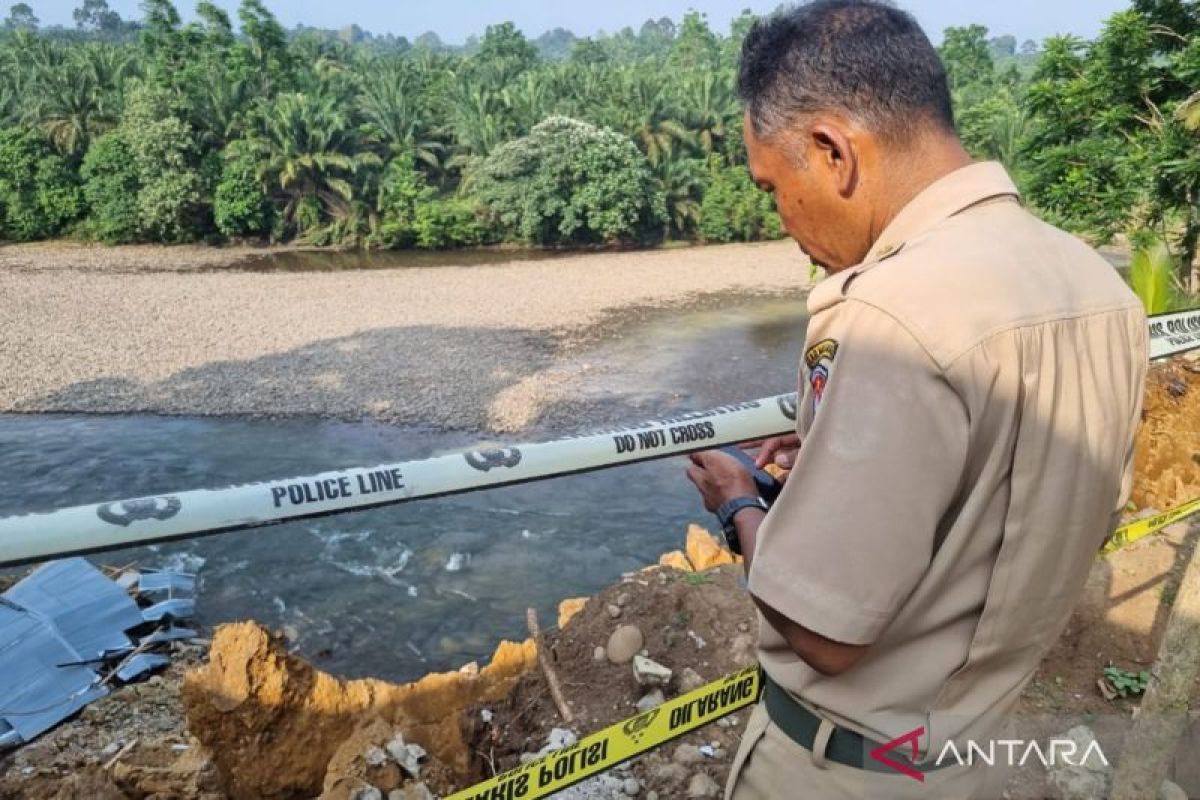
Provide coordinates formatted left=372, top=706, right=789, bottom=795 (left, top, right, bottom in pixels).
left=737, top=1, right=955, bottom=144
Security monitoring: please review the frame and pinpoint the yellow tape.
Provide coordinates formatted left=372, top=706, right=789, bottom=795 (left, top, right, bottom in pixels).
left=447, top=666, right=761, bottom=800
left=1104, top=495, right=1200, bottom=554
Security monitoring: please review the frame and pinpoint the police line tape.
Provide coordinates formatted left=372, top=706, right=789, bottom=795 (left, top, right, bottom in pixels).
left=0, top=308, right=1196, bottom=569
left=0, top=397, right=799, bottom=568
left=1103, top=494, right=1200, bottom=554
left=445, top=666, right=762, bottom=800
left=441, top=497, right=1200, bottom=800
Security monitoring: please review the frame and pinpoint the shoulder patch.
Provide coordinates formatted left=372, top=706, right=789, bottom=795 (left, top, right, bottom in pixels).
left=804, top=338, right=838, bottom=413
left=804, top=339, right=839, bottom=369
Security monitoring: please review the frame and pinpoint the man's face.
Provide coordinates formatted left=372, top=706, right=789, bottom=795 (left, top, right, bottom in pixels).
left=743, top=111, right=865, bottom=273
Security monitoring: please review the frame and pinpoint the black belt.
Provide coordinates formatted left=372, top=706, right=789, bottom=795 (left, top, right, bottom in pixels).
left=762, top=673, right=952, bottom=774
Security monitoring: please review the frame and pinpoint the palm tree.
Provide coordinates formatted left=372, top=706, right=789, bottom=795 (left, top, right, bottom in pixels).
left=608, top=67, right=689, bottom=166
left=502, top=71, right=552, bottom=135
left=678, top=71, right=737, bottom=156
left=253, top=91, right=381, bottom=237
left=30, top=43, right=132, bottom=155
left=443, top=80, right=510, bottom=163
left=1178, top=91, right=1200, bottom=132
left=356, top=59, right=442, bottom=169
left=652, top=154, right=705, bottom=239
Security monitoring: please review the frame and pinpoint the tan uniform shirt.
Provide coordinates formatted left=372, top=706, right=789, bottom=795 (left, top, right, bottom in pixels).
left=751, top=161, right=1147, bottom=757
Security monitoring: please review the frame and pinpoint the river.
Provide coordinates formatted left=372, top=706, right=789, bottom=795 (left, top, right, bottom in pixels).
left=0, top=266, right=809, bottom=682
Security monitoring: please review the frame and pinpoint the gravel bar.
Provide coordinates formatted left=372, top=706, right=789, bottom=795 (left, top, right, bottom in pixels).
left=0, top=240, right=810, bottom=431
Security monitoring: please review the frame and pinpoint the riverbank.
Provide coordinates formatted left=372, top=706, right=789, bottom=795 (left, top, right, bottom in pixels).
left=0, top=240, right=810, bottom=432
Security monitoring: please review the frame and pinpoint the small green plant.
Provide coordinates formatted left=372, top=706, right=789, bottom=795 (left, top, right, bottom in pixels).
left=1128, top=237, right=1183, bottom=314
left=1103, top=666, right=1150, bottom=698
left=683, top=572, right=712, bottom=586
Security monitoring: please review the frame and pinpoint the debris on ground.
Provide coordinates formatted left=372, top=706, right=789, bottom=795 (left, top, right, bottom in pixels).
left=0, top=558, right=195, bottom=751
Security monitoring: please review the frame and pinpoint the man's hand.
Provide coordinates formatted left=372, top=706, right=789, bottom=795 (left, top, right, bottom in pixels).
left=751, top=432, right=801, bottom=470
left=685, top=450, right=758, bottom=513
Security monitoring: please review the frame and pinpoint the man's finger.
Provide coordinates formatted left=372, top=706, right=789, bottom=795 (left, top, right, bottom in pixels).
left=755, top=437, right=782, bottom=468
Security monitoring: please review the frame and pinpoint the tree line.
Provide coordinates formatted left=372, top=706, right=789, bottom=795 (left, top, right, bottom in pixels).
left=0, top=0, right=1197, bottom=295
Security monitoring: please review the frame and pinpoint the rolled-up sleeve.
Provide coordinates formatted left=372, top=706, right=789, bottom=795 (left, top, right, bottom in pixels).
left=749, top=301, right=968, bottom=646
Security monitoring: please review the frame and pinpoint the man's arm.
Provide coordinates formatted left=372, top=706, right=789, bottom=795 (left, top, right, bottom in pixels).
left=733, top=506, right=868, bottom=675
left=686, top=452, right=869, bottom=676
left=687, top=304, right=968, bottom=671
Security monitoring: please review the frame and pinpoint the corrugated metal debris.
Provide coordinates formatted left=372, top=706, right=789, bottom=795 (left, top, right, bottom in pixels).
left=0, top=558, right=195, bottom=751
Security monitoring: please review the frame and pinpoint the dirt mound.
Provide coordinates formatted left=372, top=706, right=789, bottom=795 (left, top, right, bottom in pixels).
left=462, top=558, right=757, bottom=797
left=1132, top=360, right=1200, bottom=511
left=182, top=621, right=536, bottom=799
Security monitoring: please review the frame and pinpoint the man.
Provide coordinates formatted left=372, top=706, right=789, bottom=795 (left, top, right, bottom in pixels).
left=685, top=2, right=1147, bottom=798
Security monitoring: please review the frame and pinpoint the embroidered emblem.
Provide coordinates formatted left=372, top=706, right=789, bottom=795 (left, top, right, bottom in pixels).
left=804, top=339, right=839, bottom=412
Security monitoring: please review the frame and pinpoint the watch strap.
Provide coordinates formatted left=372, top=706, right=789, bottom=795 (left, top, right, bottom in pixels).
left=716, top=496, right=768, bottom=555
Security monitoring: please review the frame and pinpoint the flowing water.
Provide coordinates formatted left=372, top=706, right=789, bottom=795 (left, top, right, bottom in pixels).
left=0, top=291, right=809, bottom=682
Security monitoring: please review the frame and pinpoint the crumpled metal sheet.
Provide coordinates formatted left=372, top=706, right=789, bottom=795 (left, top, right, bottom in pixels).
left=0, top=558, right=195, bottom=750
left=141, top=598, right=195, bottom=622
left=5, top=559, right=144, bottom=662
left=0, top=598, right=110, bottom=744
left=114, top=653, right=170, bottom=683
left=138, top=572, right=195, bottom=595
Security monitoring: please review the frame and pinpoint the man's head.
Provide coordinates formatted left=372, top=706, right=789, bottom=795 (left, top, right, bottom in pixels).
left=738, top=0, right=969, bottom=272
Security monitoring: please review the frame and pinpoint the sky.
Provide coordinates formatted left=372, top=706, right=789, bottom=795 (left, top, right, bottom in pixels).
left=23, top=0, right=1133, bottom=45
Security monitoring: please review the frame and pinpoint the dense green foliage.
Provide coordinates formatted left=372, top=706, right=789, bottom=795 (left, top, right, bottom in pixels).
left=472, top=116, right=665, bottom=245
left=213, top=138, right=272, bottom=238
left=0, top=0, right=1197, bottom=295
left=0, top=126, right=82, bottom=239
left=0, top=1, right=777, bottom=249
left=698, top=158, right=783, bottom=243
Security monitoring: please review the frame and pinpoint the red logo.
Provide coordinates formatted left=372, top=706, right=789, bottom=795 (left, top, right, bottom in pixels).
left=869, top=726, right=926, bottom=782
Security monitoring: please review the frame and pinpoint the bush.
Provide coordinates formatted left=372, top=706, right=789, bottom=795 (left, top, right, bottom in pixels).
left=80, top=131, right=141, bottom=243
left=413, top=196, right=488, bottom=248
left=471, top=116, right=666, bottom=246
left=214, top=139, right=273, bottom=239
left=375, top=158, right=489, bottom=249
left=374, top=157, right=433, bottom=248
left=698, top=161, right=783, bottom=243
left=0, top=127, right=83, bottom=241
left=120, top=84, right=207, bottom=242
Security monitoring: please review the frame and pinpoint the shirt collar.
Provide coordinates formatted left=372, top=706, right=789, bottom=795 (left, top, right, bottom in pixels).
left=807, top=161, right=1020, bottom=314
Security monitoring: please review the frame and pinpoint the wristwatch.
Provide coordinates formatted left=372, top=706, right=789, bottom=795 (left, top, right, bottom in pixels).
left=716, top=496, right=769, bottom=555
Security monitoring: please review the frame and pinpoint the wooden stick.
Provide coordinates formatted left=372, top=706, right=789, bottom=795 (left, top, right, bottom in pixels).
left=527, top=607, right=573, bottom=724
left=1110, top=530, right=1200, bottom=799
left=103, top=738, right=138, bottom=771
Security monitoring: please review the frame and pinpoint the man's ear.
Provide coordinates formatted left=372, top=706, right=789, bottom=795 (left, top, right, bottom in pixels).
left=809, top=122, right=858, bottom=198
